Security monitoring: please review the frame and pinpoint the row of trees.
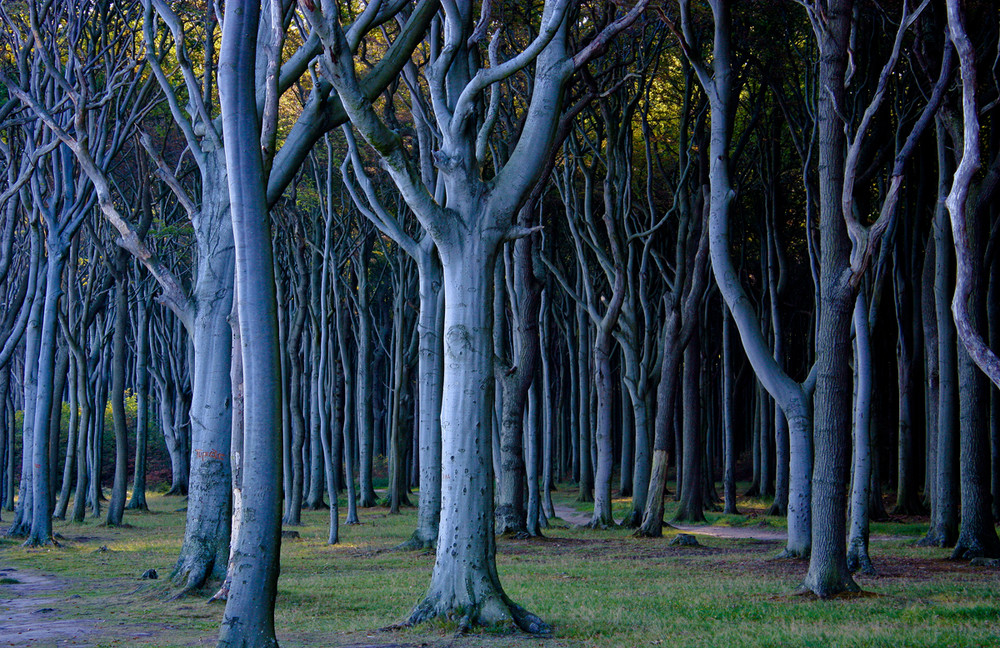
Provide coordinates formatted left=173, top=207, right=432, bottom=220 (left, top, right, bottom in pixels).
left=1, top=0, right=999, bottom=645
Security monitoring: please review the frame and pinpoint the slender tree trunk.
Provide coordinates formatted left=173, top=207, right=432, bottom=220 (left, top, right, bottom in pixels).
left=354, top=237, right=378, bottom=508
left=54, top=346, right=77, bottom=520
left=333, top=276, right=359, bottom=526
left=539, top=293, right=556, bottom=521
left=675, top=329, right=705, bottom=522
left=398, top=249, right=443, bottom=548
left=722, top=307, right=738, bottom=514
left=920, top=138, right=959, bottom=548
left=576, top=305, right=593, bottom=502
left=847, top=290, right=875, bottom=574
left=106, top=273, right=130, bottom=527
left=70, top=346, right=91, bottom=523
left=127, top=298, right=150, bottom=511
left=920, top=236, right=939, bottom=511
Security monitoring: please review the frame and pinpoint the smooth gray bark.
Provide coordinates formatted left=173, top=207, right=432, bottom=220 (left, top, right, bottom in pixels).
left=847, top=290, right=875, bottom=574
left=216, top=0, right=282, bottom=642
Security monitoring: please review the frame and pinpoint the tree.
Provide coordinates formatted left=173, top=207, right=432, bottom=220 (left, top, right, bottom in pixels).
left=216, top=0, right=282, bottom=644
left=306, top=0, right=649, bottom=630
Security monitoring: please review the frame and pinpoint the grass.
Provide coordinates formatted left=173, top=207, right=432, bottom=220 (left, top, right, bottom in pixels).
left=1, top=485, right=999, bottom=648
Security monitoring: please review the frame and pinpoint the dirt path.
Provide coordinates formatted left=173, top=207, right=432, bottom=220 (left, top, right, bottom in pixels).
left=551, top=503, right=787, bottom=541
left=0, top=565, right=103, bottom=647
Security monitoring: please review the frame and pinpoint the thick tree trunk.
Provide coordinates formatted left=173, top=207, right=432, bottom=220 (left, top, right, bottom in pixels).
left=950, top=192, right=1000, bottom=558
left=216, top=2, right=282, bottom=641
left=27, top=246, right=68, bottom=546
left=802, top=0, right=858, bottom=596
left=407, top=247, right=546, bottom=634
left=172, top=160, right=234, bottom=592
left=589, top=321, right=619, bottom=528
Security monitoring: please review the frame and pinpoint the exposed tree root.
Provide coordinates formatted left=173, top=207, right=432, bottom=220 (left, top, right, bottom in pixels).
left=207, top=582, right=230, bottom=603
left=22, top=537, right=59, bottom=549
left=633, top=525, right=662, bottom=539
left=951, top=537, right=1000, bottom=561
left=583, top=517, right=616, bottom=530
left=393, top=532, right=436, bottom=552
left=773, top=547, right=809, bottom=560
left=406, top=592, right=550, bottom=636
left=916, top=526, right=957, bottom=548
left=847, top=549, right=876, bottom=576
left=800, top=573, right=861, bottom=599
left=765, top=501, right=787, bottom=516
left=620, top=509, right=642, bottom=529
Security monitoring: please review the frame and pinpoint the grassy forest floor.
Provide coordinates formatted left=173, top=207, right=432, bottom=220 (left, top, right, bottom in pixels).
left=1, top=486, right=999, bottom=648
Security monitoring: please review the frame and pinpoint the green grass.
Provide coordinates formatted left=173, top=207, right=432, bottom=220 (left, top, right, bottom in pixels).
left=1, top=487, right=999, bottom=648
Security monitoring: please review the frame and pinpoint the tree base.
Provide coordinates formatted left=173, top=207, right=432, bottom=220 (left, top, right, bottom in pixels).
left=916, top=524, right=957, bottom=548
left=774, top=546, right=809, bottom=560
left=22, top=536, right=59, bottom=549
left=673, top=505, right=707, bottom=524
left=620, top=508, right=642, bottom=529
left=951, top=534, right=1000, bottom=561
left=583, top=516, right=616, bottom=530
left=799, top=574, right=861, bottom=599
left=847, top=547, right=876, bottom=575
left=765, top=500, right=787, bottom=516
left=406, top=591, right=550, bottom=635
left=891, top=496, right=926, bottom=517
left=394, top=531, right=436, bottom=552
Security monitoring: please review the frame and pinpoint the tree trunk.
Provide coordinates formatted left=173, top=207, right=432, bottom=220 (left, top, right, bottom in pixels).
left=675, top=329, right=705, bottom=523
left=355, top=237, right=377, bottom=508
left=127, top=298, right=150, bottom=511
left=920, top=137, right=959, bottom=548
left=407, top=247, right=546, bottom=634
left=167, top=144, right=235, bottom=592
left=722, top=307, right=738, bottom=514
left=576, top=303, right=593, bottom=503
left=106, top=273, right=130, bottom=527
left=802, top=0, right=859, bottom=596
left=216, top=2, right=282, bottom=640
left=398, top=249, right=442, bottom=548
left=847, top=291, right=875, bottom=574
left=27, top=244, right=67, bottom=546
